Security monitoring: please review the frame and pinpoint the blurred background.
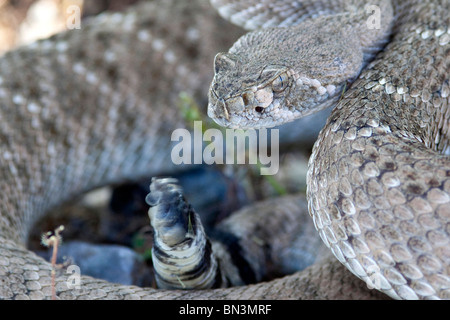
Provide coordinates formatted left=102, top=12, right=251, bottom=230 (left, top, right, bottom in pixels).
left=0, top=0, right=141, bottom=55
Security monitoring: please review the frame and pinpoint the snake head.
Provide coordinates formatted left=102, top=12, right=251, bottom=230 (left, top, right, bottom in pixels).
left=208, top=52, right=296, bottom=129
left=208, top=25, right=364, bottom=129
left=208, top=51, right=344, bottom=129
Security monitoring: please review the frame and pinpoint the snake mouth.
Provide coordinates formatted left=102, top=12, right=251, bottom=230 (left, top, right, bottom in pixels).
left=207, top=99, right=281, bottom=129
left=208, top=88, right=279, bottom=129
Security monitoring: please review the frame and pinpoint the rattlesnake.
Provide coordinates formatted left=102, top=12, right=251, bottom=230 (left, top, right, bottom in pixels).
left=206, top=0, right=450, bottom=299
left=0, top=0, right=449, bottom=300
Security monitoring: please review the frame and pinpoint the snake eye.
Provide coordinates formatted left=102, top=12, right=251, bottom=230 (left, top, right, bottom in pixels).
left=272, top=73, right=289, bottom=92
left=255, top=106, right=264, bottom=113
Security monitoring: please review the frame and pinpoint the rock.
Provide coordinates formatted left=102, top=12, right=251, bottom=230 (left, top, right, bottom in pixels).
left=39, top=240, right=152, bottom=286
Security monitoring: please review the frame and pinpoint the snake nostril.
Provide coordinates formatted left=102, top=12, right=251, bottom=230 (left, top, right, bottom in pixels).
left=255, top=106, right=264, bottom=113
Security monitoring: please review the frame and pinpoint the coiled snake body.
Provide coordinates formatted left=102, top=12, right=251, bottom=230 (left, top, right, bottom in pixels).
left=0, top=0, right=449, bottom=299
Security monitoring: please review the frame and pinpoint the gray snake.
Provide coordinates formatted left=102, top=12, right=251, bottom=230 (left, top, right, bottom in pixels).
left=0, top=0, right=449, bottom=300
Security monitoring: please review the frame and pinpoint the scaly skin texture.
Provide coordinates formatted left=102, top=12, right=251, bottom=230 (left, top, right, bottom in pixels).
left=209, top=0, right=450, bottom=299
left=0, top=0, right=383, bottom=300
left=0, top=0, right=447, bottom=300
left=307, top=2, right=450, bottom=298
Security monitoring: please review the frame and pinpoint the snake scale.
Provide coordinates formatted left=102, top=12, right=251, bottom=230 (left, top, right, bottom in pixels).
left=0, top=0, right=449, bottom=299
